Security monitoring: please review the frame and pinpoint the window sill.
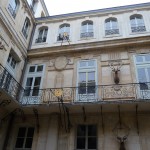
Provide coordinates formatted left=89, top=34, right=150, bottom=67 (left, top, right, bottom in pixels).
left=55, top=40, right=71, bottom=44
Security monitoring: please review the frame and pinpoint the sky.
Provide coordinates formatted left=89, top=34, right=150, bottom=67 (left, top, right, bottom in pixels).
left=44, top=0, right=150, bottom=16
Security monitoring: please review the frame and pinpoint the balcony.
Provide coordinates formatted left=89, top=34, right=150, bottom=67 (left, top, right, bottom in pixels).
left=20, top=83, right=150, bottom=105
left=0, top=64, right=23, bottom=102
left=105, top=29, right=119, bottom=36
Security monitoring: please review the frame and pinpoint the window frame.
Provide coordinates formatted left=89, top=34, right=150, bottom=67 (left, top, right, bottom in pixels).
left=130, top=14, right=146, bottom=33
left=80, top=20, right=94, bottom=38
left=23, top=64, right=45, bottom=97
left=15, top=127, right=35, bottom=149
left=22, top=17, right=31, bottom=39
left=104, top=17, right=119, bottom=36
left=57, top=23, right=70, bottom=41
left=35, top=27, right=48, bottom=43
left=77, top=59, right=97, bottom=101
left=76, top=125, right=97, bottom=150
left=8, top=0, right=19, bottom=18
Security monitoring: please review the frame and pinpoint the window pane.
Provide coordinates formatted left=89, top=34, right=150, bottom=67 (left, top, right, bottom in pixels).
left=15, top=138, right=24, bottom=148
left=80, top=61, right=86, bottom=67
left=25, top=138, right=33, bottom=148
left=79, top=73, right=86, bottom=82
left=88, top=60, right=95, bottom=67
left=137, top=68, right=147, bottom=82
left=32, top=87, right=40, bottom=96
left=37, top=65, right=43, bottom=72
left=78, top=83, right=86, bottom=94
left=27, top=128, right=34, bottom=137
left=29, top=66, right=35, bottom=72
left=77, top=138, right=85, bottom=149
left=88, top=125, right=97, bottom=136
left=77, top=125, right=86, bottom=136
left=24, top=87, right=31, bottom=96
left=87, top=82, right=95, bottom=94
left=88, top=137, right=97, bottom=149
left=34, top=77, right=41, bottom=86
left=88, top=72, right=95, bottom=81
left=18, top=127, right=26, bottom=137
left=26, top=78, right=33, bottom=86
left=145, top=55, right=150, bottom=62
left=136, top=56, right=143, bottom=62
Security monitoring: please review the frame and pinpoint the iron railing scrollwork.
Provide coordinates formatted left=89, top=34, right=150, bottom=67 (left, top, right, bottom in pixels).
left=20, top=83, right=150, bottom=105
left=131, top=24, right=146, bottom=33
left=0, top=64, right=24, bottom=101
left=80, top=32, right=94, bottom=38
left=105, top=29, right=119, bottom=36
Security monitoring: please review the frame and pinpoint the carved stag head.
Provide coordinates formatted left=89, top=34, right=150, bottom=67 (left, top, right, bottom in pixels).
left=109, top=61, right=123, bottom=84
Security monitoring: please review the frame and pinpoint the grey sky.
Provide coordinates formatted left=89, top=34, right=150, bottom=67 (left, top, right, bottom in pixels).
left=44, top=0, right=150, bottom=16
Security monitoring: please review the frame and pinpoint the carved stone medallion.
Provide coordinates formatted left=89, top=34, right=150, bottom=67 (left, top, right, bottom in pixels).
left=55, top=56, right=68, bottom=70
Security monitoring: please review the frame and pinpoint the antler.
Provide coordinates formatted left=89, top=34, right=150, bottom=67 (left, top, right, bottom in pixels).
left=109, top=61, right=116, bottom=71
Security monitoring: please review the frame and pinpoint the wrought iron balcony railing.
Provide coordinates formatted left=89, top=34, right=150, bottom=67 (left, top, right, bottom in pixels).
left=131, top=25, right=146, bottom=33
left=0, top=64, right=24, bottom=101
left=35, top=37, right=47, bottom=43
left=20, top=83, right=150, bottom=105
left=105, top=29, right=119, bottom=36
left=80, top=32, right=94, bottom=38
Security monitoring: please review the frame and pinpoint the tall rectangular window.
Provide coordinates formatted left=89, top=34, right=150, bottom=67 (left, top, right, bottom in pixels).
left=24, top=65, right=44, bottom=96
left=77, top=60, right=97, bottom=101
left=15, top=127, right=34, bottom=149
left=76, top=125, right=97, bottom=150
left=135, top=54, right=150, bottom=99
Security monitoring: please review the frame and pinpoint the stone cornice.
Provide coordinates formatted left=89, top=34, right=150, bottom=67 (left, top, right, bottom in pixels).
left=27, top=35, right=150, bottom=58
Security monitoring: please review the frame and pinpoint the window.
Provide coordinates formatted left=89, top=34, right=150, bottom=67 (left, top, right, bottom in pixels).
left=81, top=20, right=93, bottom=38
left=135, top=54, right=150, bottom=98
left=76, top=125, right=97, bottom=150
left=35, top=27, right=48, bottom=43
left=24, top=65, right=44, bottom=96
left=7, top=53, right=17, bottom=70
left=27, top=0, right=36, bottom=13
left=105, top=17, right=119, bottom=36
left=130, top=14, right=146, bottom=33
left=15, top=127, right=34, bottom=149
left=57, top=24, right=70, bottom=41
left=8, top=0, right=19, bottom=18
left=22, top=17, right=30, bottom=39
left=77, top=60, right=97, bottom=101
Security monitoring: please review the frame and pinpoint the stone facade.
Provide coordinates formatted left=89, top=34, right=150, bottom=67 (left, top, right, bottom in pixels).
left=0, top=1, right=150, bottom=150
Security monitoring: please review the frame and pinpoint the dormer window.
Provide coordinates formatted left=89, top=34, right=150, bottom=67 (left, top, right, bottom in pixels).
left=8, top=0, right=20, bottom=18
left=81, top=20, right=94, bottom=38
left=57, top=24, right=70, bottom=41
left=22, top=17, right=30, bottom=39
left=35, top=27, right=48, bottom=43
left=130, top=14, right=146, bottom=33
left=105, top=17, right=119, bottom=36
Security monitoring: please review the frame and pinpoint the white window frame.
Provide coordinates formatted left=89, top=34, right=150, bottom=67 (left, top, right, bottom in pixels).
left=77, top=59, right=97, bottom=102
left=134, top=54, right=150, bottom=99
left=35, top=27, right=48, bottom=43
left=22, top=18, right=30, bottom=39
left=22, top=64, right=45, bottom=104
left=8, top=0, right=19, bottom=18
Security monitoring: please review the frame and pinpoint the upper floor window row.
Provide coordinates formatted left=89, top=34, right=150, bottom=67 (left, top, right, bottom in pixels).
left=8, top=0, right=20, bottom=18
left=35, top=14, right=146, bottom=43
